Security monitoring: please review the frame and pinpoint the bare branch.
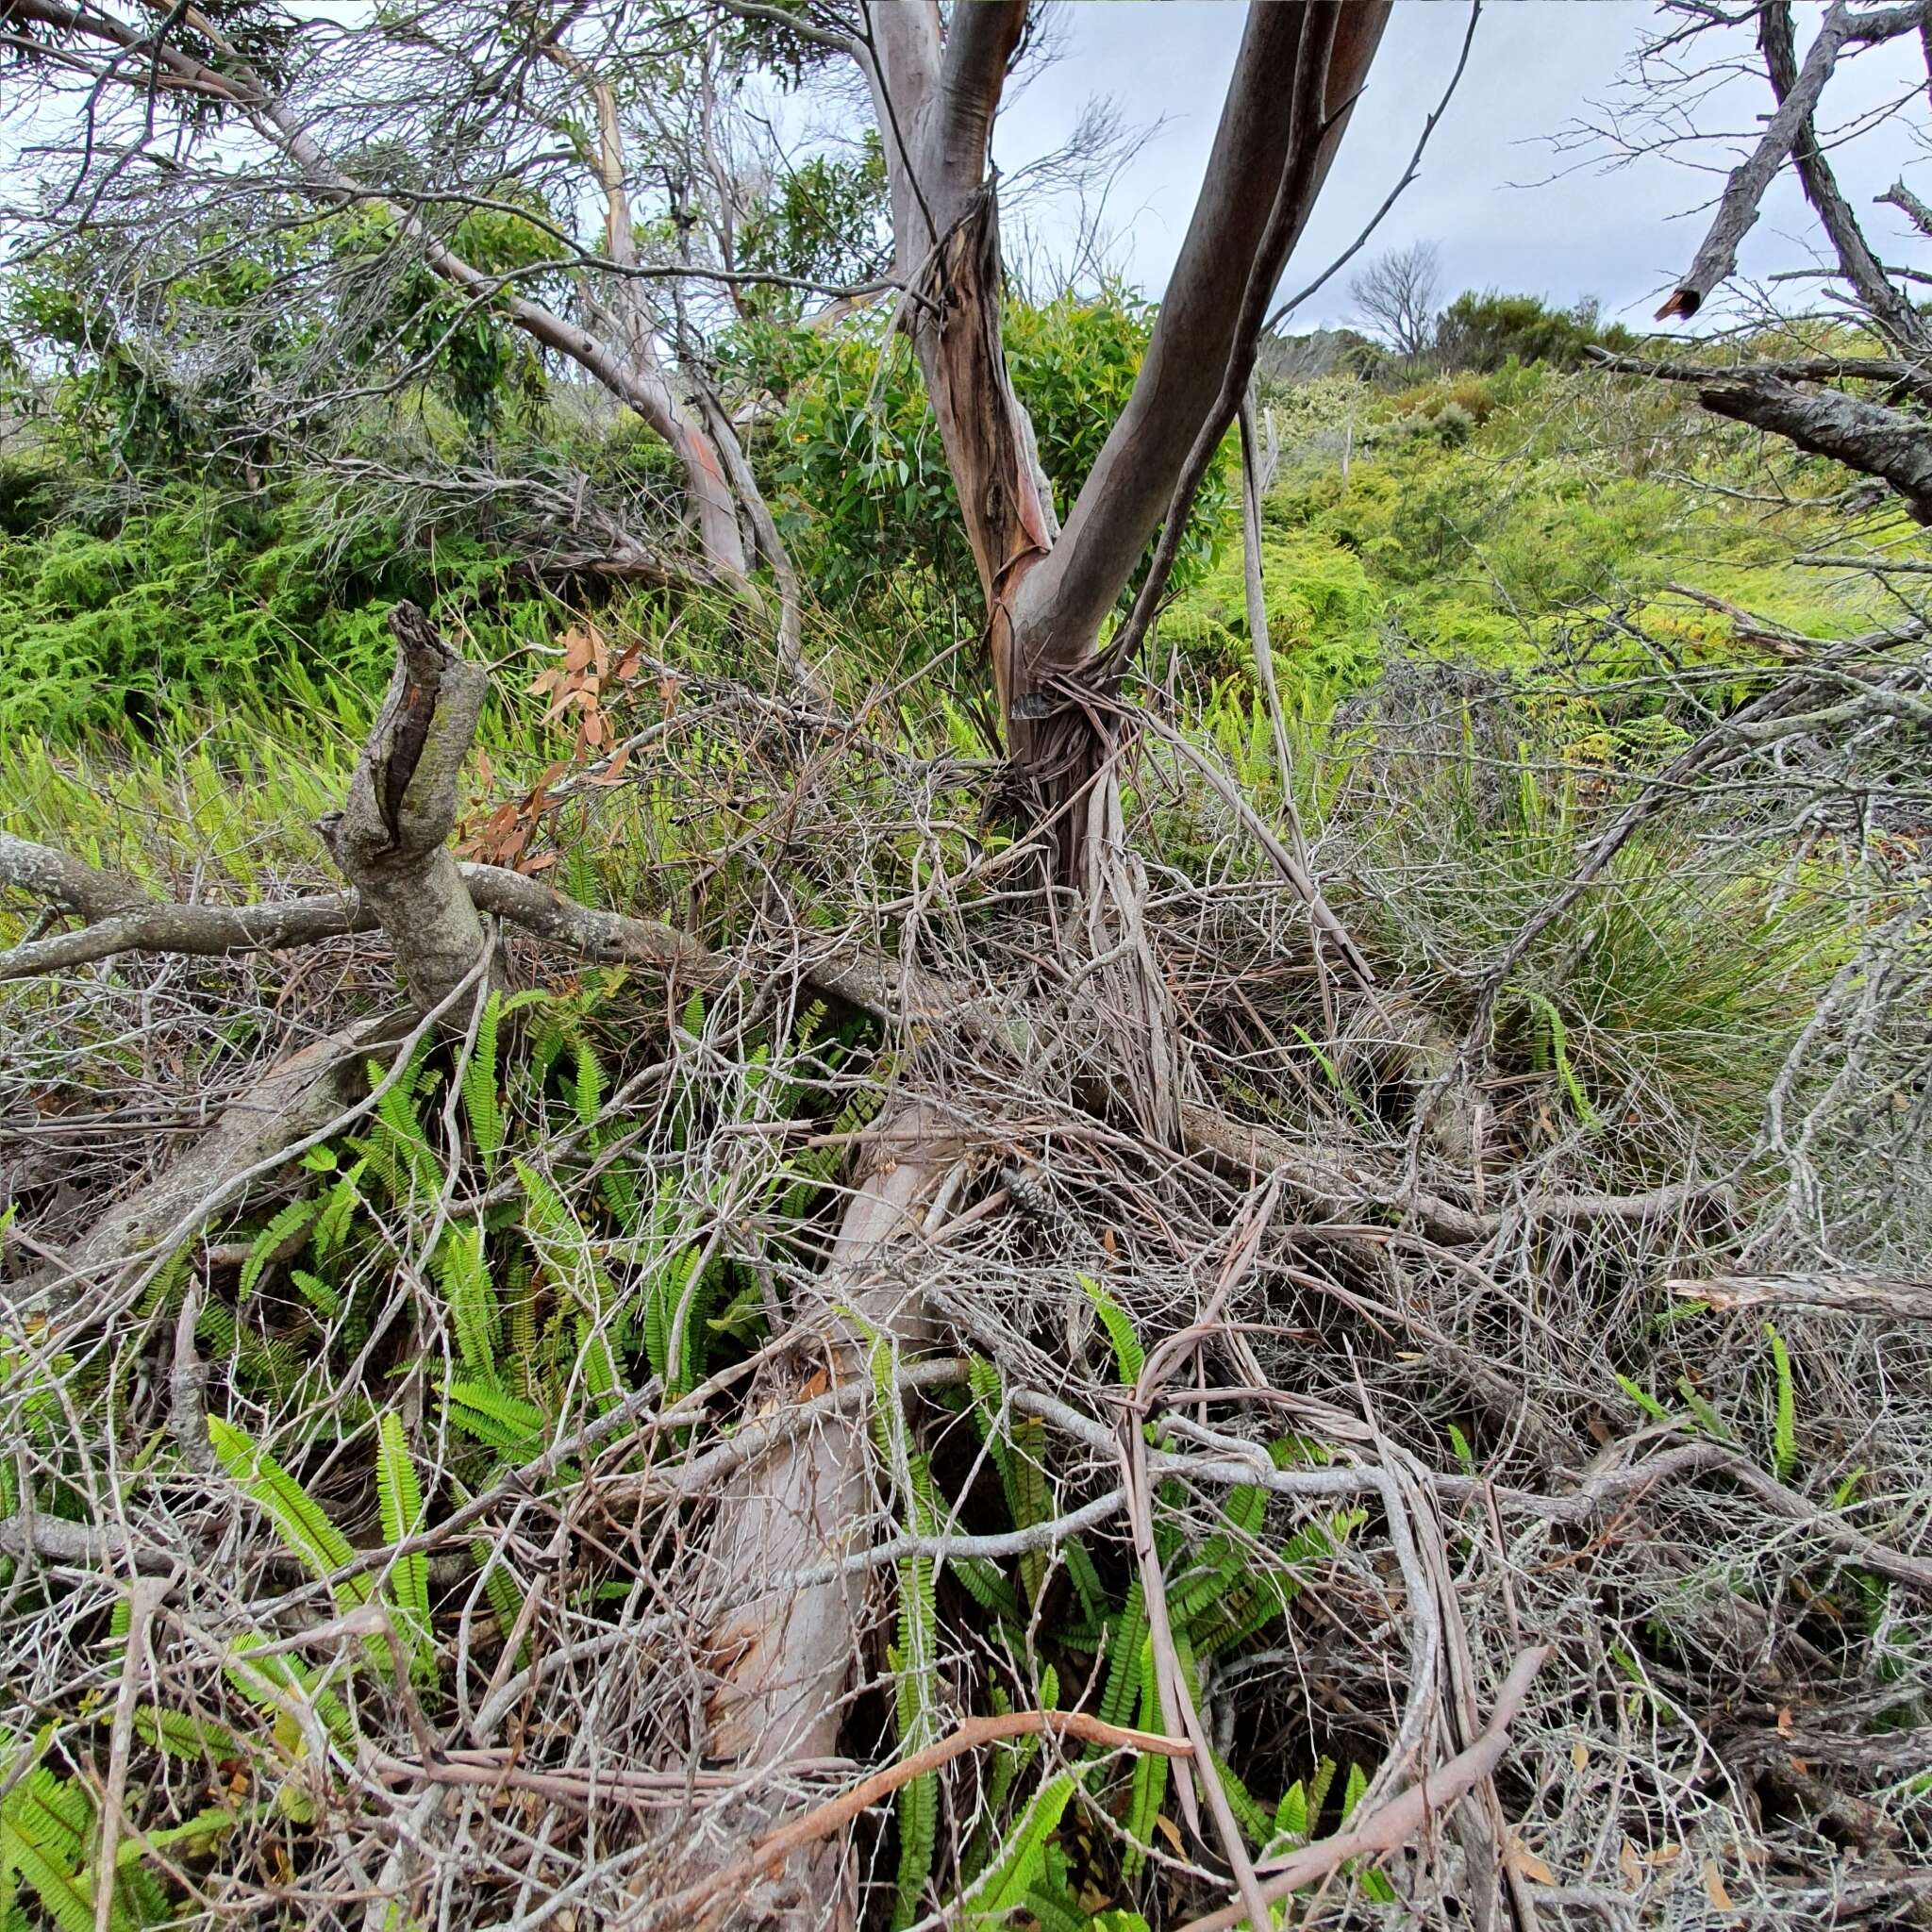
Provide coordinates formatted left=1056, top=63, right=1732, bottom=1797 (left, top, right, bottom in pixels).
left=1657, top=0, right=1857, bottom=321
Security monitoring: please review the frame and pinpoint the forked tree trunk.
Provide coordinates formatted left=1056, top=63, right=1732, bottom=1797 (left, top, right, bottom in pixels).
left=319, top=603, right=496, bottom=1013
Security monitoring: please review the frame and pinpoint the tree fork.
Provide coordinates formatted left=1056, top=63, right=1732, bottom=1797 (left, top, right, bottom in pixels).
left=318, top=603, right=496, bottom=1014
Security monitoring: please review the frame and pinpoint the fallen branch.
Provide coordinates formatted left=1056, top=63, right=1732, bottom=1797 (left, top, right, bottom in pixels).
left=0, top=832, right=151, bottom=921
left=1671, top=1269, right=1932, bottom=1322
left=666, top=1709, right=1192, bottom=1926
left=1173, top=1644, right=1550, bottom=1932
left=0, top=891, right=376, bottom=983
left=1439, top=1441, right=1932, bottom=1598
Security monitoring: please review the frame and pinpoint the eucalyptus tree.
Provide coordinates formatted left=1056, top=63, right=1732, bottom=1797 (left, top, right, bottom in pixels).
left=1, top=4, right=1401, bottom=1924
left=0, top=0, right=875, bottom=677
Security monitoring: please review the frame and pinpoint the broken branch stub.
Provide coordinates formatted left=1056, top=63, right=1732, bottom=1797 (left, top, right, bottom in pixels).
left=320, top=603, right=494, bottom=1012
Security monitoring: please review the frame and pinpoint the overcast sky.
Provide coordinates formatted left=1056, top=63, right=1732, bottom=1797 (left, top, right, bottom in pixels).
left=990, top=2, right=1932, bottom=335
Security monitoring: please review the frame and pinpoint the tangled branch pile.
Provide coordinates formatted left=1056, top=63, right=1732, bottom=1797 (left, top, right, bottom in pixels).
left=4, top=573, right=1929, bottom=1928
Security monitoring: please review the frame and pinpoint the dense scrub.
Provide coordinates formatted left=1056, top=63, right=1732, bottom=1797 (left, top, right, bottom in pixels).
left=4, top=134, right=1930, bottom=1928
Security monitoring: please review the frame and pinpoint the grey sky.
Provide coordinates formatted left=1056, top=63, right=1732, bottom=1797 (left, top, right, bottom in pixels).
left=991, top=2, right=1932, bottom=334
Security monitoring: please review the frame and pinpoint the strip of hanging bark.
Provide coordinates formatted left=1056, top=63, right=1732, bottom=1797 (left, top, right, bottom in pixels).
left=1671, top=1270, right=1932, bottom=1322
left=658, top=1099, right=960, bottom=1931
left=1656, top=0, right=1858, bottom=321
left=318, top=603, right=495, bottom=1013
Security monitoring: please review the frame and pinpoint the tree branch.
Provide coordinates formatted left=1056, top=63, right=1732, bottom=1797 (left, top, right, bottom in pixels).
left=1011, top=2, right=1391, bottom=663
left=1657, top=0, right=1857, bottom=321
left=1759, top=0, right=1924, bottom=348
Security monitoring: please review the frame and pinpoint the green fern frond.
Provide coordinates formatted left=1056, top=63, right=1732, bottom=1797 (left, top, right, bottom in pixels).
left=961, top=1770, right=1082, bottom=1926
left=206, top=1417, right=370, bottom=1612
left=443, top=1379, right=546, bottom=1458
left=310, top=1162, right=366, bottom=1258
left=461, top=991, right=506, bottom=1176
left=239, top=1197, right=319, bottom=1300
left=434, top=1223, right=501, bottom=1384
left=375, top=1412, right=432, bottom=1680
left=1766, top=1322, right=1798, bottom=1480
left=1077, top=1273, right=1144, bottom=1386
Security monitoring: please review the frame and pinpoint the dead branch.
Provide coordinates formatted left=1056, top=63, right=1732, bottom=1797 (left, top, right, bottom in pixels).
left=1173, top=1645, right=1551, bottom=1932
left=665, top=1708, right=1193, bottom=1927
left=1671, top=1270, right=1932, bottom=1321
left=0, top=834, right=152, bottom=922
left=1657, top=0, right=1858, bottom=322
left=318, top=603, right=493, bottom=1014
left=0, top=892, right=376, bottom=984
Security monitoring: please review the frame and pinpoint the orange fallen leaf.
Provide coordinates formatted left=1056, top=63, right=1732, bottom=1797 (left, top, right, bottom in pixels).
left=1702, top=1860, right=1735, bottom=1910
left=1507, top=1837, right=1556, bottom=1885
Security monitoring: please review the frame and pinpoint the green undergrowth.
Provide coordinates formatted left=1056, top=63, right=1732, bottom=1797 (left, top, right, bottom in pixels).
left=1159, top=358, right=1909, bottom=716
left=0, top=986, right=1398, bottom=1929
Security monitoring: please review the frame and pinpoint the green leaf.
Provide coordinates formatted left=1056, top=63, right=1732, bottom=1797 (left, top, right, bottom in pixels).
left=375, top=1411, right=431, bottom=1678
left=239, top=1197, right=319, bottom=1300
left=206, top=1416, right=369, bottom=1610
left=1765, top=1322, right=1798, bottom=1481
left=1078, top=1273, right=1144, bottom=1386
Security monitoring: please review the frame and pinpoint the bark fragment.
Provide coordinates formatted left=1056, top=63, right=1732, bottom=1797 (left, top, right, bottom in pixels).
left=681, top=1101, right=959, bottom=1930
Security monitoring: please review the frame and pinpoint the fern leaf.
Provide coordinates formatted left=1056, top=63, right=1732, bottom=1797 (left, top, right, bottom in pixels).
left=1765, top=1322, right=1798, bottom=1480
left=962, top=1771, right=1082, bottom=1925
left=239, top=1197, right=318, bottom=1301
left=1078, top=1273, right=1145, bottom=1386
left=375, top=1412, right=432, bottom=1680
left=206, top=1417, right=369, bottom=1611
left=461, top=992, right=506, bottom=1177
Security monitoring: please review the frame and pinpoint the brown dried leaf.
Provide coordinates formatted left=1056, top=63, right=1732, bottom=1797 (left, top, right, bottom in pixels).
left=1507, top=1837, right=1556, bottom=1886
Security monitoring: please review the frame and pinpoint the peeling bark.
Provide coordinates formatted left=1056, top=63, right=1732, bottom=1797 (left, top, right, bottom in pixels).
left=681, top=1103, right=959, bottom=1929
left=319, top=604, right=494, bottom=1014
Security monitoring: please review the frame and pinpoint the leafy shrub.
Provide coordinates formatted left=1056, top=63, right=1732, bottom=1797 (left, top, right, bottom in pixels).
left=1432, top=289, right=1637, bottom=373
left=753, top=286, right=1236, bottom=626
